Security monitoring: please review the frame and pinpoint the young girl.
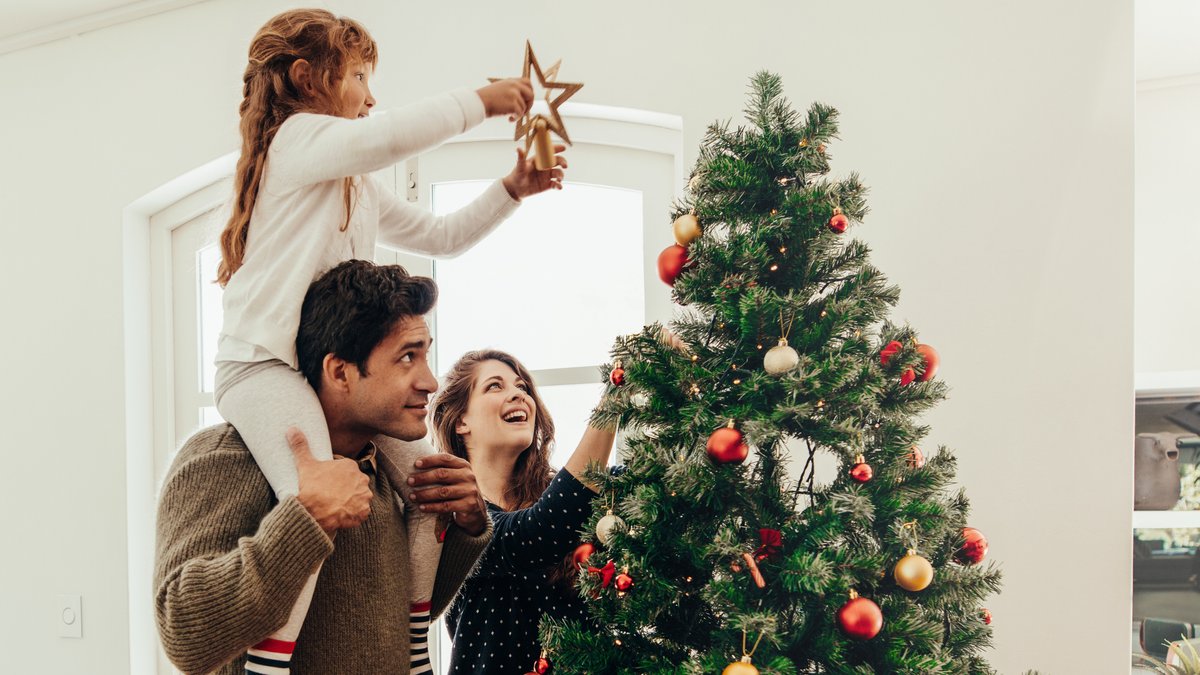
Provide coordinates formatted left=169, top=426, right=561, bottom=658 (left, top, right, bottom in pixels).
left=212, top=9, right=564, bottom=674
left=427, top=350, right=617, bottom=675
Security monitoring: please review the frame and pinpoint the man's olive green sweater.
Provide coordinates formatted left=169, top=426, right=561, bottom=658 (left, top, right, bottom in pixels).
left=154, top=424, right=490, bottom=674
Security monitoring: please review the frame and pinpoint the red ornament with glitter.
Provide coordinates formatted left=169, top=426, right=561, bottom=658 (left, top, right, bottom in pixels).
left=916, top=343, right=940, bottom=381
left=837, top=592, right=883, bottom=640
left=657, top=244, right=689, bottom=286
left=572, top=542, right=595, bottom=567
left=829, top=207, right=849, bottom=234
left=610, top=362, right=625, bottom=386
left=707, top=420, right=749, bottom=464
left=615, top=570, right=634, bottom=594
left=955, top=527, right=989, bottom=565
left=906, top=446, right=925, bottom=469
left=850, top=455, right=873, bottom=483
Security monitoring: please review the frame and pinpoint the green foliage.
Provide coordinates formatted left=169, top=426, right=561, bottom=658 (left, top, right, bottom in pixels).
left=546, top=72, right=1001, bottom=673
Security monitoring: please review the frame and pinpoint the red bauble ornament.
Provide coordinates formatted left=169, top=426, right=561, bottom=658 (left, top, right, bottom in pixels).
left=916, top=343, right=939, bottom=381
left=880, top=340, right=903, bottom=366
left=906, top=446, right=925, bottom=469
left=850, top=455, right=873, bottom=483
left=706, top=421, right=748, bottom=464
left=610, top=364, right=625, bottom=386
left=534, top=655, right=552, bottom=674
left=955, top=527, right=989, bottom=565
left=981, top=608, right=993, bottom=625
left=829, top=207, right=849, bottom=234
left=657, top=244, right=689, bottom=286
left=838, top=595, right=883, bottom=640
left=615, top=572, right=634, bottom=592
left=572, top=542, right=595, bottom=567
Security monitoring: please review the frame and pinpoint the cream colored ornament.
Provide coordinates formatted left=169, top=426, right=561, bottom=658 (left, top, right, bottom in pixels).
left=673, top=213, right=702, bottom=246
left=763, top=338, right=800, bottom=375
left=597, top=509, right=625, bottom=545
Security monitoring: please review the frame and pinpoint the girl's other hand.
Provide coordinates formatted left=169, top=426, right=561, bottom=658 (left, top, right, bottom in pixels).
left=502, top=145, right=567, bottom=200
left=478, top=78, right=534, bottom=121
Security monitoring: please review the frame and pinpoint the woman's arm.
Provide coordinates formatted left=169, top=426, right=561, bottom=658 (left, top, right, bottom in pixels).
left=563, top=425, right=617, bottom=493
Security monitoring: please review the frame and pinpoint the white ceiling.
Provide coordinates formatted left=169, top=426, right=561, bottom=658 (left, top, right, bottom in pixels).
left=2, top=0, right=1199, bottom=81
left=0, top=0, right=209, bottom=51
left=2, top=0, right=145, bottom=39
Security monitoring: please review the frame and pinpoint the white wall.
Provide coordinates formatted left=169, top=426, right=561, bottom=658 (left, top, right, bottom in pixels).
left=1135, top=79, right=1200, bottom=378
left=0, top=1, right=1133, bottom=673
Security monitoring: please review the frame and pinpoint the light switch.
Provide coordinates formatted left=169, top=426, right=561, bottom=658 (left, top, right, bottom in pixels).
left=56, top=594, right=81, bottom=638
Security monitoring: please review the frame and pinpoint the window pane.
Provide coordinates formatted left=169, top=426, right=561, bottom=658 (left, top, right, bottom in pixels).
left=431, top=181, right=645, bottom=374
left=198, top=245, right=223, bottom=393
left=201, top=406, right=225, bottom=428
left=536, top=382, right=608, bottom=470
left=1132, top=527, right=1200, bottom=662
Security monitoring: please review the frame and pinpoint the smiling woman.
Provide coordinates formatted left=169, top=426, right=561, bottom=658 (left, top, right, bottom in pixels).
left=430, top=349, right=617, bottom=675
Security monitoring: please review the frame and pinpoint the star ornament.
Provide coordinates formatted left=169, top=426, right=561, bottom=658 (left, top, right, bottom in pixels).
left=492, top=41, right=583, bottom=150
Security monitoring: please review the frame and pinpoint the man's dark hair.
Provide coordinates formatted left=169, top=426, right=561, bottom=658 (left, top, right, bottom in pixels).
left=297, top=259, right=437, bottom=390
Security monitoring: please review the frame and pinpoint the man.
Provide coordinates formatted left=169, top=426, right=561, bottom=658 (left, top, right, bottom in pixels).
left=154, top=260, right=490, bottom=674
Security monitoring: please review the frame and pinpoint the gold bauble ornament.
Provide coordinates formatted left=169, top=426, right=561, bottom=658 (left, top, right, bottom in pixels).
left=722, top=656, right=759, bottom=675
left=763, top=338, right=800, bottom=375
left=673, top=213, right=702, bottom=246
left=596, top=509, right=625, bottom=545
left=894, top=551, right=934, bottom=591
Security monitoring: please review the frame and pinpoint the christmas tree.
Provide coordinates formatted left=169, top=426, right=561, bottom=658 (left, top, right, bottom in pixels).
left=538, top=72, right=1002, bottom=674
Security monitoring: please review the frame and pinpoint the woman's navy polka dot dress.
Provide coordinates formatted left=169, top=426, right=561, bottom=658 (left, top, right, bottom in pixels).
left=445, top=469, right=594, bottom=674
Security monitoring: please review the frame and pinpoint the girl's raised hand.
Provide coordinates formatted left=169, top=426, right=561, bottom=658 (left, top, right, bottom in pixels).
left=478, top=78, right=534, bottom=121
left=501, top=144, right=567, bottom=200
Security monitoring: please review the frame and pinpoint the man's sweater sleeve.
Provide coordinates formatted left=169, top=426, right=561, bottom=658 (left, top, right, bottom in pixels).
left=153, top=427, right=333, bottom=674
left=429, top=517, right=493, bottom=619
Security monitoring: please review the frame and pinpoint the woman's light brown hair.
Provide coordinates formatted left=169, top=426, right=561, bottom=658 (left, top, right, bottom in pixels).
left=216, top=9, right=378, bottom=286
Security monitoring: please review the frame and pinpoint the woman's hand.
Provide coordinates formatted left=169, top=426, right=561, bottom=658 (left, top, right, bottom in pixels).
left=407, top=453, right=488, bottom=536
left=502, top=145, right=567, bottom=200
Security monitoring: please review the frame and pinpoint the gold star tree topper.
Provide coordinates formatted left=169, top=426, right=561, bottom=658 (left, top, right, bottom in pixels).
left=491, top=41, right=583, bottom=169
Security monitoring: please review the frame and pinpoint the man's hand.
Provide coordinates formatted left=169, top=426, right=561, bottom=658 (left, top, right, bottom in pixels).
left=502, top=144, right=567, bottom=200
left=406, top=453, right=488, bottom=536
left=287, top=427, right=373, bottom=536
left=477, top=78, right=533, bottom=121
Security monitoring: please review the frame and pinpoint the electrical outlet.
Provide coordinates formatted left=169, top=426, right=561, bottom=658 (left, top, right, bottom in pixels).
left=56, top=594, right=81, bottom=638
